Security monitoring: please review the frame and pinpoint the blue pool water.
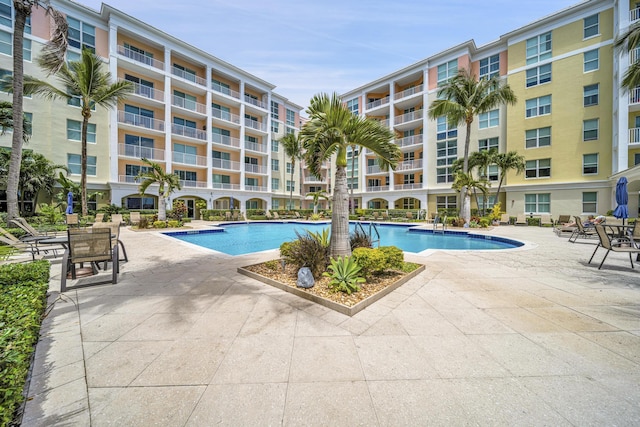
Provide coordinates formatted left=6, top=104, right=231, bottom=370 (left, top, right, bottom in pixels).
left=165, top=222, right=523, bottom=256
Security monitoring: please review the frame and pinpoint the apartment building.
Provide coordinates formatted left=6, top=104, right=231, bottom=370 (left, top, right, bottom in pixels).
left=341, top=0, right=640, bottom=218
left=0, top=0, right=303, bottom=217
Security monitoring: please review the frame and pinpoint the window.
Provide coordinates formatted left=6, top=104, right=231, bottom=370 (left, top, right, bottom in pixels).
left=0, top=29, right=8, bottom=55
left=525, top=193, right=550, bottom=213
left=124, top=164, right=151, bottom=179
left=526, top=32, right=552, bottom=65
left=479, top=54, right=500, bottom=80
left=67, top=120, right=96, bottom=143
left=23, top=38, right=30, bottom=61
left=525, top=127, right=551, bottom=148
left=582, top=192, right=597, bottom=213
left=583, top=119, right=599, bottom=141
left=525, top=95, right=551, bottom=117
left=436, top=116, right=457, bottom=140
left=635, top=153, right=640, bottom=166
left=173, top=90, right=197, bottom=110
left=583, top=153, right=598, bottom=174
left=487, top=165, right=499, bottom=181
left=272, top=199, right=280, bottom=209
left=271, top=101, right=279, bottom=119
left=436, top=140, right=457, bottom=183
left=67, top=86, right=95, bottom=110
left=67, top=16, right=95, bottom=52
left=124, top=134, right=154, bottom=157
left=271, top=120, right=279, bottom=133
left=436, top=196, right=457, bottom=210
left=584, top=49, right=599, bottom=72
left=271, top=139, right=279, bottom=152
left=525, top=159, right=551, bottom=178
left=479, top=137, right=498, bottom=151
left=271, top=159, right=279, bottom=171
left=479, top=109, right=499, bottom=129
left=477, top=195, right=497, bottom=209
left=437, top=59, right=458, bottom=85
left=583, top=84, right=599, bottom=106
left=286, top=109, right=295, bottom=127
left=0, top=0, right=10, bottom=27
left=173, top=63, right=197, bottom=82
left=347, top=98, right=358, bottom=115
left=175, top=170, right=197, bottom=182
left=173, top=143, right=197, bottom=165
left=286, top=162, right=293, bottom=173
left=211, top=79, right=230, bottom=95
left=271, top=178, right=279, bottom=190
left=126, top=197, right=155, bottom=210
left=584, top=14, right=599, bottom=38
left=286, top=180, right=295, bottom=192
left=525, top=64, right=551, bottom=87
left=403, top=174, right=415, bottom=184
left=67, top=154, right=96, bottom=176
left=285, top=126, right=295, bottom=135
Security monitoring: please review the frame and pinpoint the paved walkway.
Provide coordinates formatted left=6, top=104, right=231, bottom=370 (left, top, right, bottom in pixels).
left=22, top=222, right=640, bottom=426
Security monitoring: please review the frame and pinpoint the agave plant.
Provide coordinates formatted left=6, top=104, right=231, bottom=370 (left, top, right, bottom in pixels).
left=323, top=256, right=365, bottom=295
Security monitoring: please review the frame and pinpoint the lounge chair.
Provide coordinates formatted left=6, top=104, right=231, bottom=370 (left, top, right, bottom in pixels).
left=95, top=213, right=104, bottom=223
left=11, top=217, right=53, bottom=237
left=540, top=214, right=553, bottom=227
left=294, top=211, right=302, bottom=219
left=0, top=226, right=44, bottom=260
left=111, top=214, right=124, bottom=225
left=371, top=212, right=380, bottom=221
left=515, top=214, right=527, bottom=225
left=588, top=224, right=640, bottom=270
left=265, top=211, right=273, bottom=220
left=425, top=213, right=436, bottom=224
left=273, top=212, right=281, bottom=220
left=499, top=213, right=510, bottom=225
left=382, top=212, right=390, bottom=221
left=225, top=211, right=232, bottom=221
left=61, top=227, right=118, bottom=292
left=555, top=215, right=571, bottom=227
left=569, top=216, right=597, bottom=243
left=406, top=212, right=414, bottom=221
left=129, top=212, right=140, bottom=225
left=92, top=222, right=128, bottom=262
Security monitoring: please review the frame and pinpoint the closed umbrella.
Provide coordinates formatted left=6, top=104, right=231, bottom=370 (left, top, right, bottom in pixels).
left=612, top=177, right=629, bottom=224
left=66, top=191, right=74, bottom=214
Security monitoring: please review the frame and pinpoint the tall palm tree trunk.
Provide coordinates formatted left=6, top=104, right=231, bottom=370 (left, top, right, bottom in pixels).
left=330, top=165, right=351, bottom=257
left=289, top=161, right=294, bottom=210
left=495, top=175, right=506, bottom=207
left=6, top=6, right=28, bottom=222
left=460, top=120, right=473, bottom=224
left=158, top=186, right=167, bottom=221
left=81, top=113, right=90, bottom=216
left=349, top=145, right=356, bottom=215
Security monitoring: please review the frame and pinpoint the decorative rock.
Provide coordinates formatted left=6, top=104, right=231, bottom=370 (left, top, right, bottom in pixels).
left=297, top=267, right=315, bottom=288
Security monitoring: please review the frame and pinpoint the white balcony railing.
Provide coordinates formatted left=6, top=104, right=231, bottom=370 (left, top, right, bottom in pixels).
left=397, top=159, right=423, bottom=171
left=119, top=175, right=141, bottom=184
left=118, top=111, right=165, bottom=132
left=629, top=127, right=640, bottom=144
left=631, top=48, right=640, bottom=65
left=244, top=141, right=267, bottom=153
left=244, top=94, right=267, bottom=109
left=366, top=185, right=389, bottom=192
left=394, top=183, right=422, bottom=190
left=212, top=108, right=241, bottom=124
left=211, top=158, right=240, bottom=170
left=172, top=151, right=207, bottom=167
left=244, top=118, right=268, bottom=132
left=172, top=123, right=207, bottom=141
left=171, top=66, right=206, bottom=87
left=121, top=79, right=164, bottom=102
left=245, top=185, right=267, bottom=192
left=117, top=45, right=164, bottom=70
left=394, top=84, right=424, bottom=100
left=211, top=81, right=241, bottom=99
left=118, top=143, right=165, bottom=161
left=179, top=179, right=207, bottom=188
left=366, top=96, right=390, bottom=110
left=172, top=95, right=206, bottom=115
left=211, top=182, right=241, bottom=190
left=631, top=8, right=640, bottom=23
left=212, top=133, right=241, bottom=148
left=367, top=165, right=386, bottom=174
left=395, top=134, right=423, bottom=148
left=244, top=163, right=268, bottom=174
left=304, top=175, right=324, bottom=183
left=394, top=109, right=423, bottom=125
left=629, top=88, right=640, bottom=105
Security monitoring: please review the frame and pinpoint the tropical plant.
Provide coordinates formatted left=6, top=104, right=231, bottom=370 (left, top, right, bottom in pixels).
left=351, top=247, right=386, bottom=278
left=306, top=189, right=330, bottom=214
left=136, top=158, right=182, bottom=221
left=379, top=246, right=404, bottom=271
left=279, top=132, right=303, bottom=210
left=37, top=202, right=64, bottom=225
left=0, top=101, right=32, bottom=138
left=452, top=171, right=488, bottom=215
left=350, top=227, right=373, bottom=250
left=307, top=227, right=330, bottom=248
left=301, top=93, right=401, bottom=257
left=615, top=21, right=640, bottom=90
left=468, top=149, right=497, bottom=215
left=16, top=48, right=133, bottom=216
left=493, top=151, right=526, bottom=203
left=428, top=69, right=516, bottom=224
left=324, top=256, right=365, bottom=294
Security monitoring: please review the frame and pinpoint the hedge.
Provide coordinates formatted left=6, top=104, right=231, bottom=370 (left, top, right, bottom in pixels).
left=0, top=261, right=50, bottom=426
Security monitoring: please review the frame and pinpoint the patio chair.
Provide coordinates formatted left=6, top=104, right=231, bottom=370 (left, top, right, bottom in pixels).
left=11, top=217, right=53, bottom=237
left=406, top=212, right=414, bottom=221
left=2, top=225, right=61, bottom=257
left=515, top=214, right=527, bottom=225
left=111, top=214, right=124, bottom=225
left=569, top=216, right=597, bottom=243
left=540, top=214, right=553, bottom=227
left=265, top=210, right=273, bottom=220
left=273, top=212, right=281, bottom=220
left=0, top=227, right=44, bottom=260
left=129, top=212, right=141, bottom=225
left=94, top=213, right=104, bottom=223
left=371, top=211, right=380, bottom=221
left=294, top=211, right=302, bottom=219
left=499, top=213, right=510, bottom=225
left=92, top=222, right=128, bottom=263
left=588, top=224, right=640, bottom=270
left=66, top=213, right=79, bottom=227
left=555, top=214, right=571, bottom=227
left=224, top=211, right=232, bottom=221
left=232, top=211, right=239, bottom=221
left=61, top=227, right=118, bottom=292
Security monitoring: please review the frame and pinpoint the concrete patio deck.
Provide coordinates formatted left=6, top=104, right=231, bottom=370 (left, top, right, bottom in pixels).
left=22, top=222, right=640, bottom=426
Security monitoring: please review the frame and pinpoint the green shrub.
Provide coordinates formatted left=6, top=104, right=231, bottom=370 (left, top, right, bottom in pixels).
left=324, top=256, right=365, bottom=294
left=279, top=240, right=299, bottom=260
left=379, top=246, right=404, bottom=271
left=138, top=217, right=150, bottom=229
left=153, top=220, right=167, bottom=229
left=479, top=218, right=490, bottom=228
left=0, top=261, right=50, bottom=426
left=309, top=213, right=322, bottom=221
left=400, top=262, right=421, bottom=273
left=352, top=247, right=387, bottom=278
left=167, top=220, right=180, bottom=228
left=280, top=231, right=329, bottom=279
left=264, top=260, right=280, bottom=271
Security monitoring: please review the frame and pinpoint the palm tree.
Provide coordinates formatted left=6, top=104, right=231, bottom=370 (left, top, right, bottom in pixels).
left=19, top=48, right=133, bottom=216
left=428, top=69, right=516, bottom=224
left=306, top=189, right=330, bottom=214
left=5, top=1, right=67, bottom=223
left=452, top=171, right=488, bottom=219
left=348, top=144, right=359, bottom=215
left=493, top=151, right=526, bottom=203
left=0, top=101, right=31, bottom=140
left=301, top=93, right=401, bottom=257
left=468, top=149, right=497, bottom=215
left=615, top=21, right=640, bottom=90
left=279, top=132, right=303, bottom=210
left=136, top=158, right=181, bottom=221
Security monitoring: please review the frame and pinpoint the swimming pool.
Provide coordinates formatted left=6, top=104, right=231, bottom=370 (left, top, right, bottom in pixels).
left=165, top=222, right=523, bottom=256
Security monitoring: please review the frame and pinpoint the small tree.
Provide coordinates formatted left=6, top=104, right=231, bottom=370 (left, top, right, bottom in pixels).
left=136, top=158, right=181, bottom=221
left=279, top=132, right=303, bottom=210
left=493, top=151, right=526, bottom=203
left=306, top=189, right=330, bottom=214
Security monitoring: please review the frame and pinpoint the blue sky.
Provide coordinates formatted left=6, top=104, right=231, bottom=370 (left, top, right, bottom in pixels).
left=79, top=0, right=580, bottom=108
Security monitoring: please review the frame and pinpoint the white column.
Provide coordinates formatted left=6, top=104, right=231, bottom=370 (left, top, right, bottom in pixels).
left=616, top=1, right=632, bottom=173
left=239, top=81, right=246, bottom=191
left=205, top=65, right=213, bottom=189
left=164, top=48, right=172, bottom=173
left=108, top=23, right=120, bottom=188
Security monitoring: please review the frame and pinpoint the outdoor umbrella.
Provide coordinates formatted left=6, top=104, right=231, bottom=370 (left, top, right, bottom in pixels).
left=65, top=191, right=74, bottom=214
left=612, top=177, right=629, bottom=224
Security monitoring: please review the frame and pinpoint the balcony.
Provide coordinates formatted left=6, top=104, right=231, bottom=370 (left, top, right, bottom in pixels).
left=304, top=175, right=324, bottom=183
left=171, top=66, right=206, bottom=87
left=118, top=111, right=165, bottom=132
left=121, top=79, right=164, bottom=103
left=244, top=118, right=268, bottom=132
left=212, top=182, right=241, bottom=190
left=367, top=165, right=387, bottom=174
left=245, top=185, right=267, bottom=192
left=179, top=179, right=207, bottom=188
left=629, top=127, right=640, bottom=145
left=212, top=158, right=240, bottom=171
left=631, top=8, right=640, bottom=23
left=212, top=108, right=241, bottom=125
left=394, top=183, right=422, bottom=190
left=397, top=159, right=423, bottom=171
left=394, top=109, right=423, bottom=125
left=395, top=134, right=423, bottom=149
left=172, top=95, right=206, bottom=115
left=394, top=84, right=424, bottom=101
left=629, top=88, right=640, bottom=106
left=212, top=81, right=241, bottom=99
left=212, top=133, right=241, bottom=148
left=244, top=163, right=268, bottom=174
left=366, top=185, right=389, bottom=192
left=244, top=94, right=267, bottom=109
left=172, top=123, right=207, bottom=141
left=244, top=140, right=267, bottom=153
left=172, top=151, right=207, bottom=167
left=365, top=96, right=390, bottom=111
left=117, top=45, right=164, bottom=70
left=118, top=143, right=165, bottom=161
left=119, top=175, right=141, bottom=184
